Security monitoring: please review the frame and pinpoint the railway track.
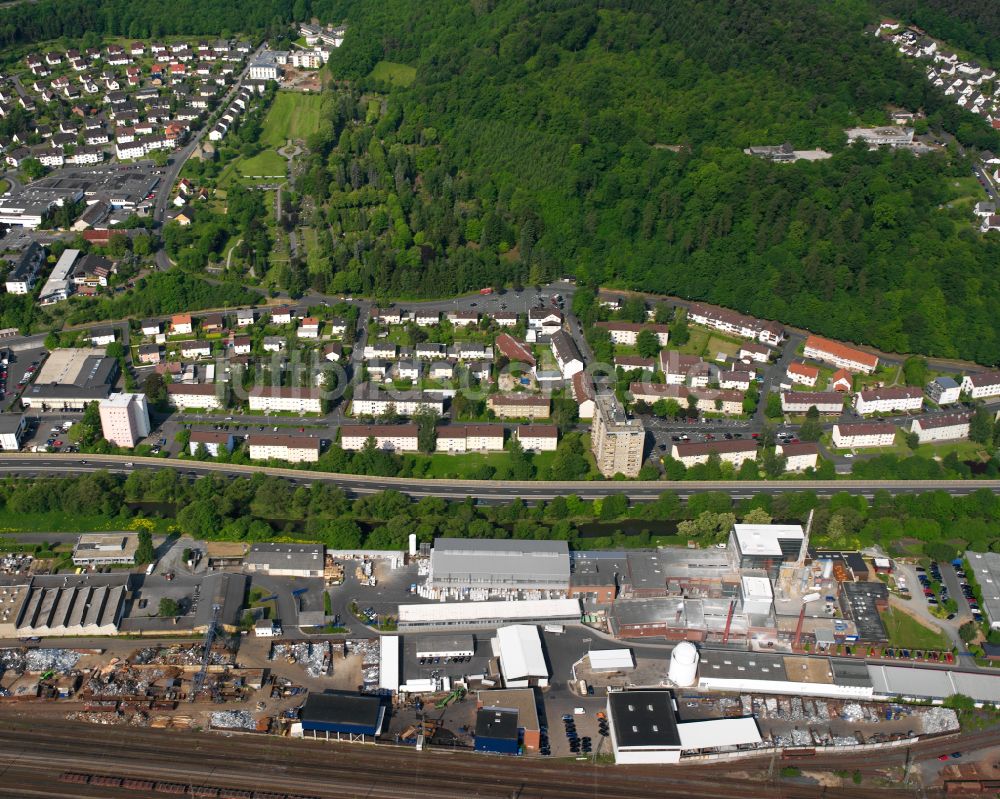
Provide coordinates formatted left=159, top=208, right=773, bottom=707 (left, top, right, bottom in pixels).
left=0, top=715, right=938, bottom=799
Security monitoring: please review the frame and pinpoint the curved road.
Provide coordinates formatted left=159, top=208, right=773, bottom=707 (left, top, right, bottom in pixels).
left=1, top=453, right=997, bottom=500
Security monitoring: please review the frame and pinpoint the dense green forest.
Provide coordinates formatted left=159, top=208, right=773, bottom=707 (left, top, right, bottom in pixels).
left=4, top=472, right=1000, bottom=558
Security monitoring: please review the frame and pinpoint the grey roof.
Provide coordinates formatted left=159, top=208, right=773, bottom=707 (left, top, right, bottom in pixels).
left=429, top=537, right=569, bottom=588
left=698, top=649, right=788, bottom=681
left=867, top=664, right=1000, bottom=704
left=246, top=543, right=323, bottom=572
left=840, top=582, right=888, bottom=641
left=415, top=634, right=475, bottom=655
left=965, top=551, right=1000, bottom=626
left=608, top=690, right=680, bottom=748
left=195, top=572, right=246, bottom=629
left=0, top=413, right=24, bottom=434
left=475, top=707, right=519, bottom=741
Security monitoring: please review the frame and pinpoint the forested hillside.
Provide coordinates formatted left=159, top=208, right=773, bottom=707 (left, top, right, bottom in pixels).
left=883, top=0, right=1000, bottom=61
left=317, top=0, right=1000, bottom=363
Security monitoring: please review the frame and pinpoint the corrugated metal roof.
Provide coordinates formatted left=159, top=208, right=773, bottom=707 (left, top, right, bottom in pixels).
left=496, top=624, right=548, bottom=681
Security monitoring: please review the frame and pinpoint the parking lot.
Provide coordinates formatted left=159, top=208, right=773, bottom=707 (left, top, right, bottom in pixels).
left=2, top=346, right=47, bottom=413
left=20, top=416, right=80, bottom=453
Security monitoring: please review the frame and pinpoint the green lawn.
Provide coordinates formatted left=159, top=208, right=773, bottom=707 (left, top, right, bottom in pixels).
left=260, top=91, right=325, bottom=147
left=369, top=60, right=416, bottom=87
left=237, top=149, right=286, bottom=179
left=409, top=450, right=557, bottom=478
left=879, top=607, right=950, bottom=651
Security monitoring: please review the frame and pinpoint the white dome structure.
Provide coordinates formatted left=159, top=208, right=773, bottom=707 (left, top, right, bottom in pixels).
left=668, top=641, right=699, bottom=687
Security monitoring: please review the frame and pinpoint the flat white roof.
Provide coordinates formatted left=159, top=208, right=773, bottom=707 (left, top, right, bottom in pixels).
left=379, top=635, right=400, bottom=693
left=495, top=624, right=547, bottom=682
left=398, top=598, right=580, bottom=624
left=733, top=524, right=804, bottom=556
left=588, top=648, right=634, bottom=671
left=741, top=575, right=773, bottom=599
left=868, top=664, right=1000, bottom=704
left=678, top=718, right=762, bottom=750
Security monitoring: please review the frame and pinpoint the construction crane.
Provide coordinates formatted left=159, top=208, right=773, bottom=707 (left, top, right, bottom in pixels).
left=189, top=603, right=221, bottom=703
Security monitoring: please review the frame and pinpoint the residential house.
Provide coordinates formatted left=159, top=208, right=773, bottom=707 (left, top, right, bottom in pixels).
left=594, top=321, right=669, bottom=347
left=786, top=361, right=819, bottom=387
left=189, top=430, right=236, bottom=457
left=248, top=434, right=321, bottom=463
left=171, top=313, right=193, bottom=335
left=495, top=333, right=536, bottom=367
left=262, top=336, right=285, bottom=353
left=961, top=371, right=1000, bottom=400
left=137, top=344, right=162, bottom=365
left=298, top=317, right=320, bottom=339
left=686, top=302, right=784, bottom=346
left=179, top=341, right=212, bottom=359
left=231, top=336, right=251, bottom=356
left=166, top=383, right=223, bottom=409
left=201, top=315, right=225, bottom=335
left=738, top=342, right=771, bottom=363
left=235, top=309, right=255, bottom=327
left=527, top=308, right=563, bottom=335
left=658, top=351, right=710, bottom=386
left=830, top=369, right=854, bottom=392
left=323, top=342, right=343, bottom=362
left=550, top=331, right=584, bottom=379
left=448, top=310, right=479, bottom=327
left=629, top=383, right=744, bottom=415
left=571, top=371, right=596, bottom=420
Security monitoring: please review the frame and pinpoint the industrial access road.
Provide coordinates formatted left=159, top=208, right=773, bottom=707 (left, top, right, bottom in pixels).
left=0, top=711, right=974, bottom=798
left=0, top=452, right=997, bottom=500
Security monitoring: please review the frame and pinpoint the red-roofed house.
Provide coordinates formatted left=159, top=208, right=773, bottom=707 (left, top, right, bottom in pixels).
left=495, top=333, right=535, bottom=367
left=786, top=361, right=819, bottom=387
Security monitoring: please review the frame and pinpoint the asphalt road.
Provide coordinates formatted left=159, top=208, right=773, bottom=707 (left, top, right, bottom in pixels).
left=0, top=712, right=955, bottom=798
left=1, top=453, right=998, bottom=501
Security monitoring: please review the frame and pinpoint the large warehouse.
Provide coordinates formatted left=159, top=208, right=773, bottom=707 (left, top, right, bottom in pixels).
left=493, top=624, right=549, bottom=688
left=397, top=598, right=581, bottom=631
left=299, top=691, right=386, bottom=741
left=245, top=543, right=325, bottom=578
left=606, top=689, right=762, bottom=765
left=21, top=348, right=118, bottom=410
left=428, top=538, right=570, bottom=594
left=16, top=574, right=130, bottom=636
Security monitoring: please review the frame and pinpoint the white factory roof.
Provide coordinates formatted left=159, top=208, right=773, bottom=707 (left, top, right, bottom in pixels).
left=495, top=624, right=548, bottom=682
left=867, top=664, right=1000, bottom=705
left=588, top=648, right=635, bottom=672
left=741, top=575, right=773, bottom=599
left=398, top=598, right=580, bottom=624
left=677, top=717, right=762, bottom=750
left=379, top=634, right=400, bottom=694
left=732, top=524, right=804, bottom=556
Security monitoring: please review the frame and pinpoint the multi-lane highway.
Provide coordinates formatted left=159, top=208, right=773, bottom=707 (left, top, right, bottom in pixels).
left=1, top=453, right=997, bottom=501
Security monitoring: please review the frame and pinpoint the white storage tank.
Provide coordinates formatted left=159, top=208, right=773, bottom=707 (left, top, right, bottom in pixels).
left=668, top=641, right=699, bottom=687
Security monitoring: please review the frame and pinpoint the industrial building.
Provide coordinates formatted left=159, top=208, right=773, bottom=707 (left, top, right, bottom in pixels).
left=428, top=538, right=570, bottom=594
left=727, top=524, right=805, bottom=579
left=493, top=624, right=549, bottom=688
left=606, top=689, right=762, bottom=765
left=568, top=553, right=623, bottom=603
left=299, top=691, right=386, bottom=741
left=245, top=543, right=324, bottom=578
left=16, top=573, right=130, bottom=636
left=397, top=598, right=581, bottom=631
left=379, top=635, right=400, bottom=695
left=21, top=348, right=118, bottom=410
left=72, top=532, right=139, bottom=566
left=474, top=707, right=520, bottom=755
left=415, top=635, right=476, bottom=659
left=477, top=688, right=541, bottom=750
left=965, top=551, right=1000, bottom=630
left=194, top=572, right=247, bottom=633
left=0, top=413, right=27, bottom=450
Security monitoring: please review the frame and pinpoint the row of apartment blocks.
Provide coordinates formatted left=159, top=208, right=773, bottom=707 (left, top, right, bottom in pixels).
left=832, top=411, right=973, bottom=448
left=669, top=439, right=820, bottom=471
left=166, top=383, right=324, bottom=412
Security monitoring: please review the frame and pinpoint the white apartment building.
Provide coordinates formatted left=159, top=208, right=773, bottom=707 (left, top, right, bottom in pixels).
left=341, top=424, right=419, bottom=452
left=188, top=430, right=236, bottom=457
left=686, top=303, right=784, bottom=346
left=594, top=322, right=669, bottom=346
left=98, top=392, right=150, bottom=448
left=514, top=425, right=559, bottom=452
left=854, top=387, right=923, bottom=415
left=832, top=422, right=896, bottom=449
left=802, top=335, right=878, bottom=374
left=910, top=412, right=971, bottom=444
left=435, top=424, right=505, bottom=453
left=247, top=433, right=320, bottom=462
left=775, top=441, right=819, bottom=472
left=671, top=440, right=757, bottom=468
left=780, top=391, right=844, bottom=414
left=166, top=383, right=223, bottom=409
left=961, top=371, right=1000, bottom=400
left=248, top=387, right=323, bottom=414
left=350, top=382, right=445, bottom=417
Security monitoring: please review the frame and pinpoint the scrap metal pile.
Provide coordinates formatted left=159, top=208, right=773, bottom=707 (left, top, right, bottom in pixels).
left=209, top=710, right=255, bottom=730
left=269, top=641, right=332, bottom=679
left=131, top=643, right=233, bottom=667
left=348, top=639, right=380, bottom=691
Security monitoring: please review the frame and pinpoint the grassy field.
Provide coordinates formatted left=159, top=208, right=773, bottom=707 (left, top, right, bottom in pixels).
left=0, top=512, right=173, bottom=534
left=880, top=607, right=950, bottom=650
left=260, top=92, right=325, bottom=147
left=411, top=450, right=557, bottom=478
left=237, top=149, right=286, bottom=179
left=369, top=60, right=416, bottom=87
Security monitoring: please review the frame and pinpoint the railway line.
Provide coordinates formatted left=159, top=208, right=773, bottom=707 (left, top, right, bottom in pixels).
left=0, top=714, right=969, bottom=799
